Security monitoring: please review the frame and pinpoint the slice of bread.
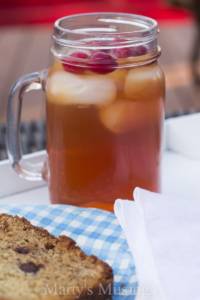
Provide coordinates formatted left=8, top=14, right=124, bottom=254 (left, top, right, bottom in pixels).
left=0, top=214, right=113, bottom=300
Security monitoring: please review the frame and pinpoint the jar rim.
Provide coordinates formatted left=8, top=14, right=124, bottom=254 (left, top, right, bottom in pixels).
left=53, top=12, right=158, bottom=47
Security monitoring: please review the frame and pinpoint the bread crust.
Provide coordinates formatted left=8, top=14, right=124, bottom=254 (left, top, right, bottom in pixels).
left=0, top=214, right=113, bottom=300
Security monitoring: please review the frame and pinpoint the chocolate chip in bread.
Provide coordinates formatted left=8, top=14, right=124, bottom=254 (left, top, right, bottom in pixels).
left=0, top=214, right=113, bottom=300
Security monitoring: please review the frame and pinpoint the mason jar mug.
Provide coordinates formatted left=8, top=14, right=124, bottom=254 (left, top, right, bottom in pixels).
left=7, top=13, right=165, bottom=211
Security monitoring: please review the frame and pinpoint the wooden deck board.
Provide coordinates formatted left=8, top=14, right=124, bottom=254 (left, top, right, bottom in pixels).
left=0, top=26, right=52, bottom=122
left=0, top=27, right=29, bottom=119
left=18, top=27, right=51, bottom=122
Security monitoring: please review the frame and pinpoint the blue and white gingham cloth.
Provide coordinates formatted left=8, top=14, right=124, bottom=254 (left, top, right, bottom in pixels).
left=0, top=205, right=137, bottom=299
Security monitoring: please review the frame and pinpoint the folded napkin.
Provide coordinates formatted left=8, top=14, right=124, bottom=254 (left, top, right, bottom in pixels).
left=114, top=188, right=200, bottom=300
left=165, top=113, right=200, bottom=160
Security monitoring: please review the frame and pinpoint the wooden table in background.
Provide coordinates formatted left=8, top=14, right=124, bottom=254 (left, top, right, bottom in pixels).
left=1, top=22, right=200, bottom=123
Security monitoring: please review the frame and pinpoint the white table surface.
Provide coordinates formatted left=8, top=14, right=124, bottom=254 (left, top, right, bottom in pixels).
left=1, top=150, right=200, bottom=205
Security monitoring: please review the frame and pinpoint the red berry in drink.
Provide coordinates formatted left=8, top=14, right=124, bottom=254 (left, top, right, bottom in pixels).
left=131, top=45, right=147, bottom=56
left=88, top=52, right=118, bottom=74
left=89, top=40, right=110, bottom=50
left=112, top=45, right=147, bottom=59
left=62, top=51, right=89, bottom=73
left=112, top=47, right=132, bottom=58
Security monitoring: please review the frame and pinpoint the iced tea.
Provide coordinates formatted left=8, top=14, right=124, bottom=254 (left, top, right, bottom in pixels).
left=46, top=49, right=165, bottom=210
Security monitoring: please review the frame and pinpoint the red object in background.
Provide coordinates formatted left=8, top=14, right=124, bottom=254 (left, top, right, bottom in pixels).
left=0, top=0, right=66, bottom=6
left=0, top=0, right=192, bottom=26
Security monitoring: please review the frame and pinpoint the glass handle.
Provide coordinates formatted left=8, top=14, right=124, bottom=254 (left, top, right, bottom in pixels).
left=7, top=70, right=47, bottom=181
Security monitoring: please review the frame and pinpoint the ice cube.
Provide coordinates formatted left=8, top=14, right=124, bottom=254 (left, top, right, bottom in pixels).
left=46, top=71, right=117, bottom=106
left=99, top=99, right=161, bottom=133
left=107, top=69, right=127, bottom=95
left=48, top=60, right=64, bottom=77
left=124, top=63, right=165, bottom=102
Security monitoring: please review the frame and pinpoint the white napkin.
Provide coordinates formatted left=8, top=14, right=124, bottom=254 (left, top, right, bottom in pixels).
left=114, top=188, right=200, bottom=300
left=165, top=113, right=200, bottom=160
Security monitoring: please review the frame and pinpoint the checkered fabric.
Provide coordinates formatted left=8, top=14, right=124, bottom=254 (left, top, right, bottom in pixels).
left=0, top=205, right=137, bottom=299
